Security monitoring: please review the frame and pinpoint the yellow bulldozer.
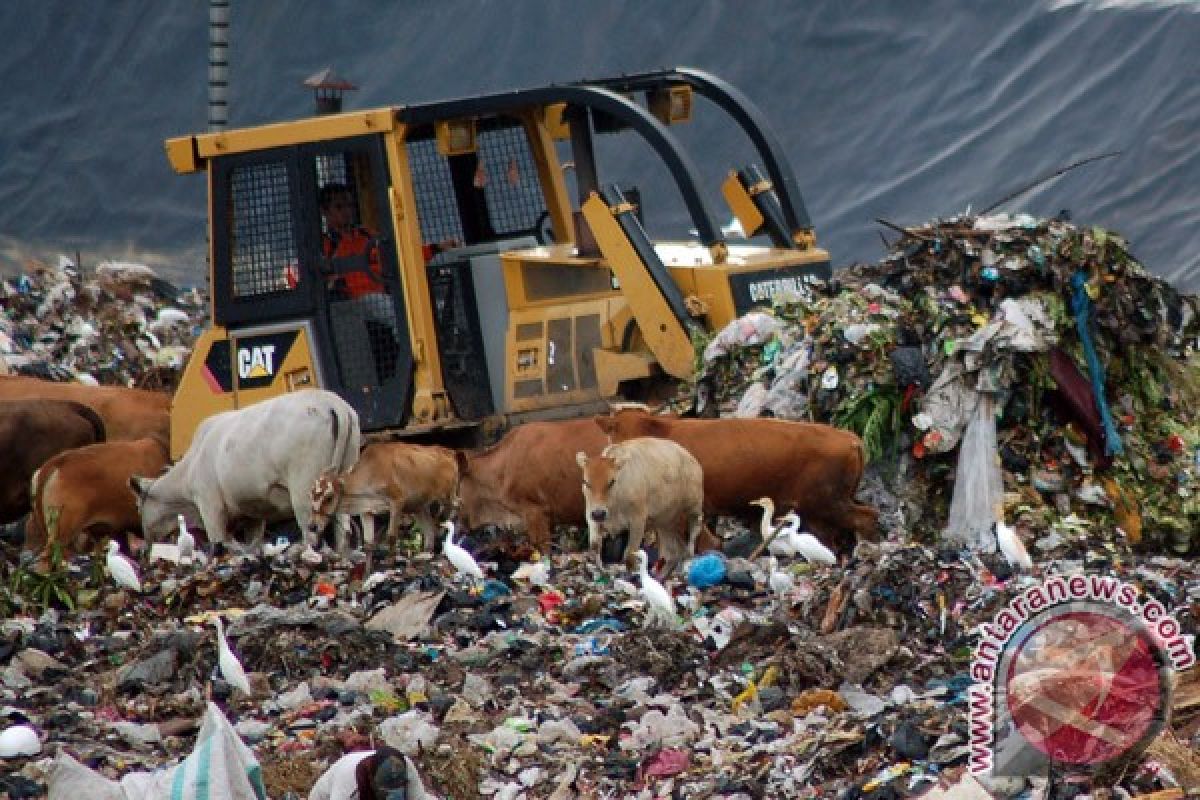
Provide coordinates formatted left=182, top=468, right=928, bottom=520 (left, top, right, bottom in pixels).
left=164, top=67, right=831, bottom=458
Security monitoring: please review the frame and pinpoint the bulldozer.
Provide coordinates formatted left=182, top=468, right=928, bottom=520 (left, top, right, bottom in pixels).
left=164, top=67, right=831, bottom=458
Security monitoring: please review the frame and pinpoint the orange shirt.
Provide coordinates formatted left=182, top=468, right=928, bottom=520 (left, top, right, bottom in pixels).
left=323, top=227, right=383, bottom=299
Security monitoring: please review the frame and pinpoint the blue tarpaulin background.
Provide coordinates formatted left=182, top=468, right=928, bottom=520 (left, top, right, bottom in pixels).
left=0, top=1, right=1195, bottom=291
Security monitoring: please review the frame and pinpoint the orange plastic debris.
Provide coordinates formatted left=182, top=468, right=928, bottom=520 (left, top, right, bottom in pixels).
left=1102, top=476, right=1142, bottom=545
left=791, top=688, right=848, bottom=715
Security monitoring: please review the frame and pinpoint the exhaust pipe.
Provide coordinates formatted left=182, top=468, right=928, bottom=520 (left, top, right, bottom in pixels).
left=208, top=0, right=229, bottom=130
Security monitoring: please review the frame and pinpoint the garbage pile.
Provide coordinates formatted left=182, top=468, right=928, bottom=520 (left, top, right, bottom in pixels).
left=0, top=218, right=1196, bottom=800
left=684, top=212, right=1200, bottom=557
left=0, top=523, right=1196, bottom=798
left=0, top=256, right=206, bottom=390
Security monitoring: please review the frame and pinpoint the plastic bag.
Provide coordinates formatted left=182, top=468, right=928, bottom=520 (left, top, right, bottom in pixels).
left=944, top=394, right=1003, bottom=551
left=889, top=345, right=930, bottom=389
left=919, top=363, right=977, bottom=454
left=702, top=311, right=782, bottom=362
left=47, top=702, right=266, bottom=800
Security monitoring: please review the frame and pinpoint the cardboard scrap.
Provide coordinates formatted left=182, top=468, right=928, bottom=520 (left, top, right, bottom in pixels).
left=365, top=590, right=444, bottom=642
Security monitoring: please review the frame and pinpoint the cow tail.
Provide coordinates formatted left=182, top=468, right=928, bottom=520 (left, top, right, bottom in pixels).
left=28, top=465, right=51, bottom=551
left=68, top=401, right=106, bottom=443
left=328, top=407, right=355, bottom=473
left=853, top=435, right=867, bottom=490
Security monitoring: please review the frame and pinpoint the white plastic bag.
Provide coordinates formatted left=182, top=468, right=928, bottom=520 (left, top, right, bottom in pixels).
left=48, top=702, right=266, bottom=800
left=944, top=394, right=1004, bottom=551
left=702, top=312, right=782, bottom=362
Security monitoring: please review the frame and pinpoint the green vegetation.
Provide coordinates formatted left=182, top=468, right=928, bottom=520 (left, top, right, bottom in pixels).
left=835, top=384, right=904, bottom=464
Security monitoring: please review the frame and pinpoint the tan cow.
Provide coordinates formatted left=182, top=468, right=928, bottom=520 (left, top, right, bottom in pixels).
left=0, top=375, right=170, bottom=441
left=25, top=434, right=171, bottom=564
left=576, top=436, right=705, bottom=577
left=457, top=416, right=723, bottom=556
left=595, top=408, right=878, bottom=553
left=308, top=442, right=459, bottom=561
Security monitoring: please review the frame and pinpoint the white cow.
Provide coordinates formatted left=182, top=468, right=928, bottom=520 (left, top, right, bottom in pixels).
left=129, top=389, right=361, bottom=552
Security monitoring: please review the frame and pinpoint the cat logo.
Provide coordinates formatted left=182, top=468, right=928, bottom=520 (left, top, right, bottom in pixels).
left=237, top=345, right=277, bottom=380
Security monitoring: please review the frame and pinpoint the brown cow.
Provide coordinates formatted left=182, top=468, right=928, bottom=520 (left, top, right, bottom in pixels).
left=308, top=442, right=459, bottom=562
left=455, top=418, right=612, bottom=554
left=457, top=416, right=724, bottom=555
left=25, top=434, right=171, bottom=563
left=577, top=437, right=705, bottom=577
left=0, top=375, right=170, bottom=441
left=595, top=408, right=878, bottom=552
left=0, top=399, right=107, bottom=523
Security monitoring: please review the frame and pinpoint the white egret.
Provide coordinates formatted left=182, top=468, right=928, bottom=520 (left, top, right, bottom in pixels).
left=749, top=498, right=836, bottom=565
left=793, top=532, right=837, bottom=566
left=767, top=556, right=794, bottom=603
left=176, top=514, right=195, bottom=565
left=105, top=541, right=141, bottom=592
left=996, top=520, right=1033, bottom=573
left=749, top=496, right=779, bottom=546
left=212, top=615, right=252, bottom=695
left=768, top=511, right=806, bottom=557
left=441, top=521, right=484, bottom=582
left=636, top=549, right=675, bottom=628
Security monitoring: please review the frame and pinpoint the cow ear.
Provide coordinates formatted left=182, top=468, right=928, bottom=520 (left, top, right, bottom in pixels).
left=594, top=415, right=615, bottom=436
left=575, top=451, right=588, bottom=470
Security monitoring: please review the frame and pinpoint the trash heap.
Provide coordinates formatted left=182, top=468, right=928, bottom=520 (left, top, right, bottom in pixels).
left=0, top=525, right=1196, bottom=798
left=684, top=212, right=1200, bottom=557
left=0, top=256, right=206, bottom=390
left=0, top=219, right=1196, bottom=800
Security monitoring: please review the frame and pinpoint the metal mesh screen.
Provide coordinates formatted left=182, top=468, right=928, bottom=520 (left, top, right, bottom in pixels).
left=477, top=126, right=545, bottom=236
left=328, top=293, right=401, bottom=390
left=407, top=139, right=464, bottom=250
left=230, top=162, right=299, bottom=297
left=407, top=119, right=547, bottom=247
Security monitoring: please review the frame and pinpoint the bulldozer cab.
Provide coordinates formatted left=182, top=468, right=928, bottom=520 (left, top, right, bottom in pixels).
left=209, top=137, right=414, bottom=427
left=165, top=67, right=833, bottom=457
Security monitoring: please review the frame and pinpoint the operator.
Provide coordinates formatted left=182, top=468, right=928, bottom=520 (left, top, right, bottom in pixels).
left=316, top=183, right=459, bottom=386
left=318, top=182, right=459, bottom=296
left=319, top=183, right=382, bottom=296
left=317, top=182, right=399, bottom=384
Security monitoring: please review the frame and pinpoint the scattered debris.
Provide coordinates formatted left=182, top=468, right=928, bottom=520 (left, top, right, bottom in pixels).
left=1, top=218, right=1197, bottom=798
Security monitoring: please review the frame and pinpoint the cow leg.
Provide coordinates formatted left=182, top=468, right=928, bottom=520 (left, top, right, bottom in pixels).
left=657, top=533, right=684, bottom=580
left=623, top=518, right=646, bottom=570
left=586, top=518, right=602, bottom=565
left=197, top=501, right=231, bottom=556
left=384, top=500, right=404, bottom=553
left=849, top=502, right=881, bottom=542
left=686, top=510, right=703, bottom=554
left=332, top=513, right=353, bottom=555
left=660, top=512, right=703, bottom=579
left=46, top=503, right=87, bottom=565
left=415, top=508, right=437, bottom=553
left=526, top=512, right=553, bottom=556
left=237, top=519, right=266, bottom=556
left=291, top=490, right=319, bottom=552
left=360, top=514, right=377, bottom=558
